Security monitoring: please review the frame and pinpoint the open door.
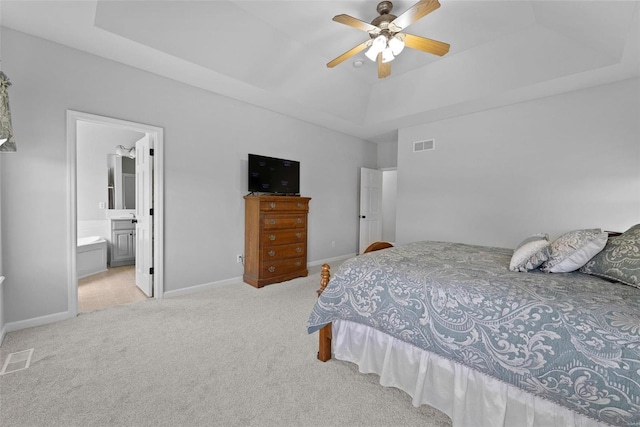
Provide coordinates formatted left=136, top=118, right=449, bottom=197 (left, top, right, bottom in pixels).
left=358, top=167, right=383, bottom=254
left=135, top=134, right=153, bottom=297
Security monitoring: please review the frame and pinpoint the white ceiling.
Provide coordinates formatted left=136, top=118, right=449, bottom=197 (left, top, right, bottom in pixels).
left=1, top=0, right=639, bottom=143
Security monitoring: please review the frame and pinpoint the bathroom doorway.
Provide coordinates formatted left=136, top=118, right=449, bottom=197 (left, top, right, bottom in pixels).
left=67, top=111, right=164, bottom=315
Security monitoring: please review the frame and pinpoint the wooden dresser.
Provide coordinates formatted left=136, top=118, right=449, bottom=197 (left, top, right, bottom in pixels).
left=243, top=195, right=311, bottom=288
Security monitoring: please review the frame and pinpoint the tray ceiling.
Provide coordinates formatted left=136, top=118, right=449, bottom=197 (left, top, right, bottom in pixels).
left=1, top=1, right=638, bottom=143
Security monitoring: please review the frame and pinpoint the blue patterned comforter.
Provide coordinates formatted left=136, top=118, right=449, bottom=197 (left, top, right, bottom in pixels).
left=307, top=241, right=640, bottom=426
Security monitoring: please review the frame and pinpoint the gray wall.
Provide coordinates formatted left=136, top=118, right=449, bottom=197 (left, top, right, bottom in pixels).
left=377, top=142, right=398, bottom=169
left=1, top=28, right=376, bottom=326
left=397, top=78, right=640, bottom=248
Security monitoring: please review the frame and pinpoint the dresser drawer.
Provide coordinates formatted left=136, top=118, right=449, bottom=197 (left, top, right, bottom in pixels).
left=111, top=219, right=136, bottom=230
left=260, top=257, right=306, bottom=279
left=262, top=214, right=305, bottom=230
left=260, top=200, right=308, bottom=212
left=262, top=229, right=306, bottom=246
left=262, top=243, right=305, bottom=260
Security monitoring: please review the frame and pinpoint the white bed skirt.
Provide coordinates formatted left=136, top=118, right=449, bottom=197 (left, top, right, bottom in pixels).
left=332, top=320, right=605, bottom=427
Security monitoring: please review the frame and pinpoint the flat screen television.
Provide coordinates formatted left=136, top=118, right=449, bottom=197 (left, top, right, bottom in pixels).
left=248, top=154, right=300, bottom=195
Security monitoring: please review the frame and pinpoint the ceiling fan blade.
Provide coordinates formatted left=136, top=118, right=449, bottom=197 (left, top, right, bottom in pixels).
left=403, top=33, right=450, bottom=56
left=391, top=0, right=441, bottom=31
left=327, top=40, right=371, bottom=68
left=377, top=54, right=391, bottom=79
left=333, top=14, right=381, bottom=35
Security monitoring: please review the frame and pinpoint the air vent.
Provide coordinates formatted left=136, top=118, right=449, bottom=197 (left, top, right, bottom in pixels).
left=413, top=139, right=435, bottom=152
left=1, top=349, right=34, bottom=375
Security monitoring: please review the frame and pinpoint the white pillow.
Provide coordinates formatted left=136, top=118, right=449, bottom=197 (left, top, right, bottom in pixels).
left=509, top=233, right=550, bottom=272
left=541, top=229, right=608, bottom=273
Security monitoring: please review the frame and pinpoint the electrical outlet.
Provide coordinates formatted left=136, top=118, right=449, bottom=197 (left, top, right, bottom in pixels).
left=331, top=241, right=336, bottom=248
left=236, top=254, right=243, bottom=263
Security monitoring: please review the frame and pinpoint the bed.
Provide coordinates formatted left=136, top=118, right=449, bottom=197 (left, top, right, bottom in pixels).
left=307, top=232, right=640, bottom=427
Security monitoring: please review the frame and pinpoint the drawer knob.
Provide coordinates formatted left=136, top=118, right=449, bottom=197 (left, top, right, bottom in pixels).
left=295, top=247, right=301, bottom=253
left=269, top=235, right=276, bottom=241
left=297, top=218, right=302, bottom=224
left=295, top=261, right=301, bottom=267
left=270, top=202, right=276, bottom=208
left=268, top=266, right=276, bottom=273
left=296, top=233, right=302, bottom=238
left=297, top=203, right=303, bottom=208
left=268, top=250, right=275, bottom=257
left=269, top=219, right=276, bottom=225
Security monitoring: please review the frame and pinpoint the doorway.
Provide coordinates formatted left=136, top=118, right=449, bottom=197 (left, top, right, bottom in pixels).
left=66, top=111, right=164, bottom=316
left=358, top=167, right=397, bottom=254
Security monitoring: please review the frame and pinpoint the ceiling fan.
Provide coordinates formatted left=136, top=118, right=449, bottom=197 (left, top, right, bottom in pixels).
left=327, top=0, right=450, bottom=78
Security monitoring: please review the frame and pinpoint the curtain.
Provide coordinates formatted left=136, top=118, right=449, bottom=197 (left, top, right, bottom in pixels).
left=0, top=71, right=16, bottom=152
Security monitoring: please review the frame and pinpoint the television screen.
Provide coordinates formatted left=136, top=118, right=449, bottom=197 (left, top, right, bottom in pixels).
left=248, top=154, right=300, bottom=195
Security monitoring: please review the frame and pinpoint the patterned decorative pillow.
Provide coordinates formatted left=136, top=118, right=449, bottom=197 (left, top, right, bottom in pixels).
left=509, top=233, right=550, bottom=272
left=541, top=228, right=608, bottom=273
left=580, top=224, right=640, bottom=289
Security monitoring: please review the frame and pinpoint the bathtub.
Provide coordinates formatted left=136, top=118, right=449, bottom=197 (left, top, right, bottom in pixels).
left=77, top=236, right=107, bottom=279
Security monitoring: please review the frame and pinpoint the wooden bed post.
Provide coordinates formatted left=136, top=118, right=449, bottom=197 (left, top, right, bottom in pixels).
left=315, top=244, right=393, bottom=362
left=317, top=263, right=332, bottom=362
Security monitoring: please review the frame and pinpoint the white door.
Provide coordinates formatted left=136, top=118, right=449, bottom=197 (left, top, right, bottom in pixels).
left=358, top=167, right=383, bottom=254
left=135, top=134, right=153, bottom=297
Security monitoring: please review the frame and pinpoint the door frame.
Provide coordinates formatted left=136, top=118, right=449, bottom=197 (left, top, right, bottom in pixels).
left=66, top=110, right=164, bottom=315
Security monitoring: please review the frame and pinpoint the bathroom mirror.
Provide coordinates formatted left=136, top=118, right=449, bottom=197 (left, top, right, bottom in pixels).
left=107, top=154, right=136, bottom=209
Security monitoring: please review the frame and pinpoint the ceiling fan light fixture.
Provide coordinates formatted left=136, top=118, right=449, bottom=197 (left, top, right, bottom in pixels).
left=389, top=34, right=405, bottom=56
left=327, top=0, right=450, bottom=78
left=364, top=46, right=378, bottom=62
left=365, top=35, right=387, bottom=61
left=381, top=47, right=395, bottom=63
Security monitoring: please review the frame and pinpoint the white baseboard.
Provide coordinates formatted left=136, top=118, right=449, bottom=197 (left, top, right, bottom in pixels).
left=163, top=254, right=356, bottom=298
left=163, top=276, right=243, bottom=298
left=0, top=253, right=359, bottom=338
left=4, top=311, right=75, bottom=336
left=308, top=253, right=355, bottom=267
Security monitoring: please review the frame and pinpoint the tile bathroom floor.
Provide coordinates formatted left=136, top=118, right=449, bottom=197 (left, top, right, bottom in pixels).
left=78, top=265, right=148, bottom=312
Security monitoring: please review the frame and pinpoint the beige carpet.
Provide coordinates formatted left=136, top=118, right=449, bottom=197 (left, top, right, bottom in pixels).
left=0, top=265, right=452, bottom=427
